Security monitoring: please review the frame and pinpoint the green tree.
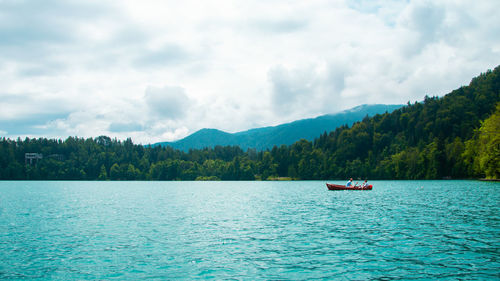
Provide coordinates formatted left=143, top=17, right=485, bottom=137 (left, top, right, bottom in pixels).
left=478, top=104, right=500, bottom=179
left=126, top=164, right=140, bottom=180
left=109, top=163, right=121, bottom=180
left=98, top=164, right=108, bottom=180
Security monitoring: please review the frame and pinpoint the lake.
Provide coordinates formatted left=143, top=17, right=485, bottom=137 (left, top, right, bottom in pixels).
left=0, top=180, right=498, bottom=280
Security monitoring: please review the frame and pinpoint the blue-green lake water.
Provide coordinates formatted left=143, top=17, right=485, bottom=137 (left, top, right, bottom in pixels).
left=0, top=180, right=499, bottom=280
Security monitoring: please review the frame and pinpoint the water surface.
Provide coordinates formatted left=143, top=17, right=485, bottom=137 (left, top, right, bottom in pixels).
left=0, top=180, right=499, bottom=280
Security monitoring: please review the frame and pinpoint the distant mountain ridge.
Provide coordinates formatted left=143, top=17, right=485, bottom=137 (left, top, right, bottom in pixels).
left=154, top=104, right=404, bottom=151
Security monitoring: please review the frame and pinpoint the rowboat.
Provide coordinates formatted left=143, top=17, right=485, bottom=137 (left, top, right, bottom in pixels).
left=326, top=183, right=372, bottom=190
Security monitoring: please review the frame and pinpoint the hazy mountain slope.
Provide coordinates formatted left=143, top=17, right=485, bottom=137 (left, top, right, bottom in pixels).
left=155, top=104, right=403, bottom=151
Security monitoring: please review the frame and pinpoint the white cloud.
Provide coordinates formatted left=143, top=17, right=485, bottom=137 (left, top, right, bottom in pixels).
left=145, top=85, right=191, bottom=120
left=0, top=0, right=499, bottom=144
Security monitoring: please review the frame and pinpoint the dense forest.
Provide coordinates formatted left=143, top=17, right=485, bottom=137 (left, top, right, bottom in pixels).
left=1, top=66, right=499, bottom=180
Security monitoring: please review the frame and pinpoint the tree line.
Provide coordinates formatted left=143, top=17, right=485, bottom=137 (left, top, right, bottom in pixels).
left=1, top=66, right=499, bottom=180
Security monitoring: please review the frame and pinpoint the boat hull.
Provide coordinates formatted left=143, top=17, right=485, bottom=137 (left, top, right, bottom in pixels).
left=326, top=183, right=372, bottom=190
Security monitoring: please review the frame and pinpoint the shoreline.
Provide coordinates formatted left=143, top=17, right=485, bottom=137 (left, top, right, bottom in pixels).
left=479, top=178, right=500, bottom=182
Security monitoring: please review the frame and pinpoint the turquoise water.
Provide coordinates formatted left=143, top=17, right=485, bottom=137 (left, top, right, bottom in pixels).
left=0, top=180, right=498, bottom=280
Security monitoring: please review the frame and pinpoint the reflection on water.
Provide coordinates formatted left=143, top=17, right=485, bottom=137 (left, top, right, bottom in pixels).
left=0, top=180, right=498, bottom=279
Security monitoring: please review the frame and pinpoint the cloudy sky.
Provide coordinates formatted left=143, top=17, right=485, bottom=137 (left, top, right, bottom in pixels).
left=1, top=0, right=499, bottom=144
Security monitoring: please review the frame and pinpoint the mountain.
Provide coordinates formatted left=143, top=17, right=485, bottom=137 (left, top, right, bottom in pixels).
left=155, top=104, right=404, bottom=151
left=1, top=66, right=498, bottom=181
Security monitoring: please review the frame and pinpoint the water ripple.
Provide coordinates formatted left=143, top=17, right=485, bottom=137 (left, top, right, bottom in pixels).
left=0, top=180, right=499, bottom=280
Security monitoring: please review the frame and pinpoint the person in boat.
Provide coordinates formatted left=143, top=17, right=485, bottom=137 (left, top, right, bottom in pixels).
left=346, top=178, right=353, bottom=187
left=361, top=180, right=368, bottom=188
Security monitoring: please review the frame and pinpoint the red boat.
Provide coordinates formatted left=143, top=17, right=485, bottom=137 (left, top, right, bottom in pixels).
left=326, top=183, right=372, bottom=190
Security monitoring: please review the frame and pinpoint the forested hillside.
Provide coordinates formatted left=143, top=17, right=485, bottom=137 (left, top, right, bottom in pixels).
left=304, top=66, right=499, bottom=180
left=1, top=66, right=499, bottom=180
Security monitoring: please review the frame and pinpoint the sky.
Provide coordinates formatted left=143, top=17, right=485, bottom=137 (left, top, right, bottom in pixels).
left=0, top=0, right=499, bottom=144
